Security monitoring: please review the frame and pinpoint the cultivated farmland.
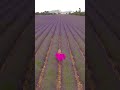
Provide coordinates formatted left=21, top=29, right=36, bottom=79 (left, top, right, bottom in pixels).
left=35, top=15, right=85, bottom=90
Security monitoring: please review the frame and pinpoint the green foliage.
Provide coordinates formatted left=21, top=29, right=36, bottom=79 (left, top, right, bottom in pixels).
left=35, top=12, right=40, bottom=15
left=35, top=11, right=56, bottom=15
left=70, top=11, right=85, bottom=16
left=80, top=12, right=85, bottom=16
left=69, top=8, right=85, bottom=16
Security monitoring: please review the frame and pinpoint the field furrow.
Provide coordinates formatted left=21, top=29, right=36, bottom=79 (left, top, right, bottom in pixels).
left=36, top=23, right=56, bottom=89
left=56, top=19, right=62, bottom=90
left=41, top=21, right=59, bottom=90
left=64, top=22, right=83, bottom=90
left=35, top=15, right=85, bottom=90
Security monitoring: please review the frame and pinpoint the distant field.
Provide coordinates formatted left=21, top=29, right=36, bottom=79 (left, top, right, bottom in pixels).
left=35, top=15, right=85, bottom=90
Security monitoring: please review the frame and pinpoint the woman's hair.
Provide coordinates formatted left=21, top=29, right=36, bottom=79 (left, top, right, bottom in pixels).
left=58, top=49, right=62, bottom=53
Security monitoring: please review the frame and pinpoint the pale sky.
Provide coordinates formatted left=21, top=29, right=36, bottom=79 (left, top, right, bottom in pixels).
left=35, top=0, right=85, bottom=12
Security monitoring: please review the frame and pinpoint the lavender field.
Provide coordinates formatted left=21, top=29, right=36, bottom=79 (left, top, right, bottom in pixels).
left=35, top=15, right=85, bottom=90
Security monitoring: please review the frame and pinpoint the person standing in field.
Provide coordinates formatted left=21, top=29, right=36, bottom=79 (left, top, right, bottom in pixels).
left=55, top=49, right=66, bottom=62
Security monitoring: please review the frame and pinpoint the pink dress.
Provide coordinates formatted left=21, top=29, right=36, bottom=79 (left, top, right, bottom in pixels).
left=55, top=53, right=66, bottom=61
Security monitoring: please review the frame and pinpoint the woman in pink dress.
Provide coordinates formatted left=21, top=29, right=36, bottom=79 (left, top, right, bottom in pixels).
left=55, top=49, right=66, bottom=62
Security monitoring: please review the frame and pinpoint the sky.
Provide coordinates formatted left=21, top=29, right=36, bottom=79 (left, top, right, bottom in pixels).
left=35, top=0, right=85, bottom=12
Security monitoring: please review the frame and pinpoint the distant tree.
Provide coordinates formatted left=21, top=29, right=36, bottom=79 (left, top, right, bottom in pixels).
left=80, top=12, right=85, bottom=16
left=79, top=8, right=81, bottom=13
left=69, top=9, right=85, bottom=16
left=35, top=11, right=59, bottom=15
left=35, top=12, right=40, bottom=15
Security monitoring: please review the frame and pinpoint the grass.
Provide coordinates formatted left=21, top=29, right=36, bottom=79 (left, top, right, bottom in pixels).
left=63, top=24, right=85, bottom=89
left=61, top=34, right=77, bottom=90
left=62, top=59, right=77, bottom=90
left=35, top=25, right=54, bottom=85
left=35, top=60, right=43, bottom=82
left=71, top=42, right=85, bottom=85
left=41, top=34, right=58, bottom=90
left=35, top=15, right=85, bottom=90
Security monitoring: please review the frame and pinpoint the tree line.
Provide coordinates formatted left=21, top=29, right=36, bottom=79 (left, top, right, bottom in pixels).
left=35, top=11, right=56, bottom=15
left=69, top=8, right=85, bottom=16
left=35, top=8, right=85, bottom=16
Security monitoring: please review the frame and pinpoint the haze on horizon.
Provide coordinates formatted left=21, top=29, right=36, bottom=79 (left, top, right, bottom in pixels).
left=35, top=0, right=85, bottom=12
